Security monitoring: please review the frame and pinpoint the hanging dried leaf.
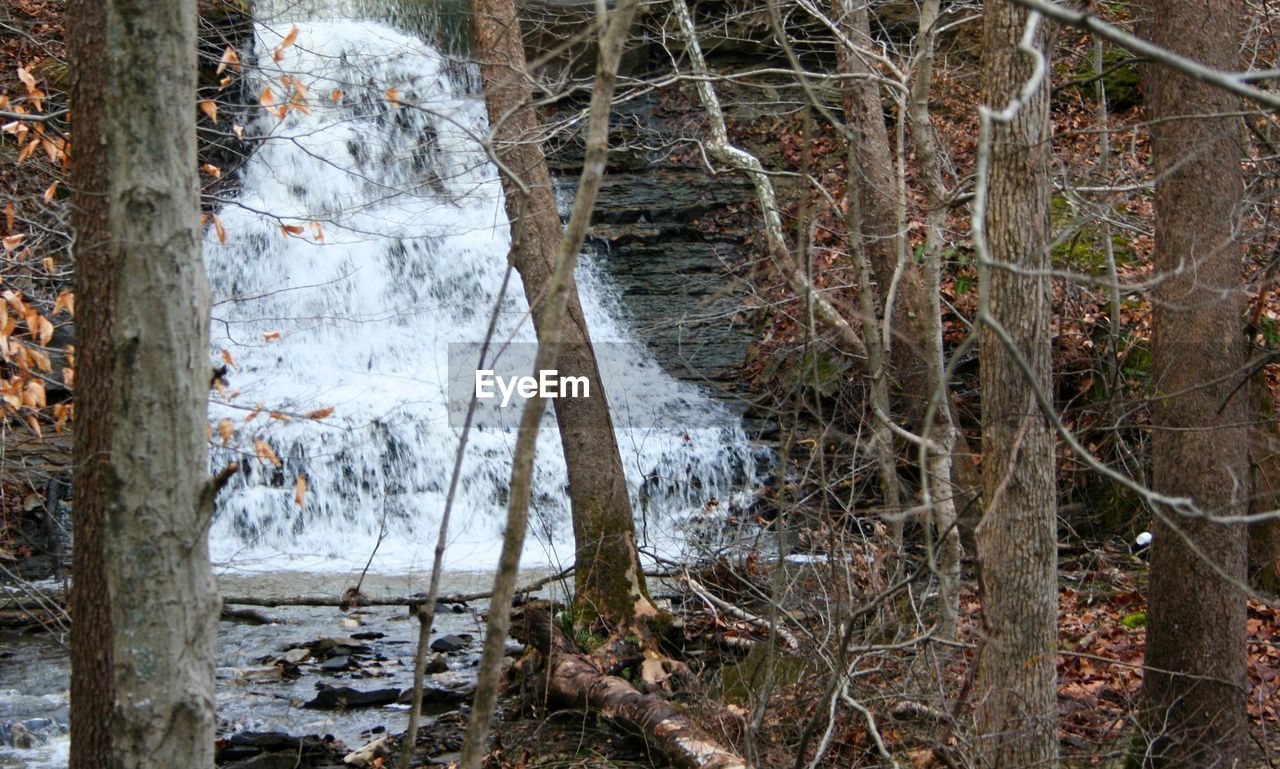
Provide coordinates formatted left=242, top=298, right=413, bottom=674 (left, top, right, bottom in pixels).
left=211, top=214, right=227, bottom=245
left=254, top=439, right=282, bottom=468
left=269, top=411, right=291, bottom=422
left=259, top=87, right=276, bottom=109
left=20, top=343, right=51, bottom=372
left=53, top=403, right=70, bottom=432
left=243, top=401, right=264, bottom=424
left=2, top=234, right=25, bottom=252
left=309, top=221, right=324, bottom=242
left=219, top=75, right=233, bottom=90
left=17, top=138, right=39, bottom=163
left=52, top=289, right=74, bottom=317
left=217, top=47, right=240, bottom=75
left=202, top=163, right=222, bottom=178
left=61, top=366, right=73, bottom=388
left=273, top=26, right=300, bottom=62
left=262, top=330, right=282, bottom=342
left=304, top=405, right=334, bottom=420
left=36, top=315, right=53, bottom=346
left=23, top=379, right=45, bottom=409
left=26, top=413, right=41, bottom=438
left=330, top=89, right=342, bottom=103
left=199, top=100, right=218, bottom=123
left=294, top=474, right=307, bottom=506
left=217, top=417, right=235, bottom=445
left=221, top=349, right=236, bottom=370
left=232, top=124, right=245, bottom=140
left=43, top=181, right=58, bottom=203
left=280, top=223, right=305, bottom=236
left=385, top=87, right=400, bottom=107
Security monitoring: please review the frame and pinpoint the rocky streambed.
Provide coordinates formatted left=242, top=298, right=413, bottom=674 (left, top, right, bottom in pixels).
left=0, top=570, right=561, bottom=769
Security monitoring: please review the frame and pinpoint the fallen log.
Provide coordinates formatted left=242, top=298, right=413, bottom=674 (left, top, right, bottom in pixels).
left=517, top=608, right=748, bottom=769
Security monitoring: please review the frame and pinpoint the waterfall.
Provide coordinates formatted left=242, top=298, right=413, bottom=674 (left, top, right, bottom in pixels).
left=204, top=7, right=766, bottom=573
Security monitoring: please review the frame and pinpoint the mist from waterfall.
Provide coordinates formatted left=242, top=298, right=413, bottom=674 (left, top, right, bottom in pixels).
left=204, top=5, right=766, bottom=573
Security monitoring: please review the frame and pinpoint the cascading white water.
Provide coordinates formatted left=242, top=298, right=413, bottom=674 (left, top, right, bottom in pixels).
left=205, top=7, right=766, bottom=573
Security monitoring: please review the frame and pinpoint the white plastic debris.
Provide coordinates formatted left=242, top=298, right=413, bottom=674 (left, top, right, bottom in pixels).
left=1135, top=531, right=1153, bottom=547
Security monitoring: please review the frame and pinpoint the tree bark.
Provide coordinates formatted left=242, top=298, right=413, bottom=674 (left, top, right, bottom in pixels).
left=974, top=3, right=1059, bottom=768
left=516, top=608, right=747, bottom=769
left=66, top=0, right=114, bottom=765
left=1139, top=0, right=1250, bottom=764
left=1249, top=374, right=1280, bottom=592
left=831, top=0, right=982, bottom=535
left=71, top=1, right=219, bottom=767
left=906, top=0, right=962, bottom=641
left=470, top=0, right=654, bottom=631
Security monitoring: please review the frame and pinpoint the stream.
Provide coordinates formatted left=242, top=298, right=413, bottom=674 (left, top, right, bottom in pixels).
left=1, top=569, right=565, bottom=768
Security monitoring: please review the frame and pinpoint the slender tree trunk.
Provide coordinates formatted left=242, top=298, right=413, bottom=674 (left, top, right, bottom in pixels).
left=460, top=3, right=642, bottom=765
left=470, top=0, right=654, bottom=630
left=67, top=1, right=113, bottom=765
left=71, top=1, right=219, bottom=767
left=906, top=0, right=961, bottom=641
left=974, top=3, right=1059, bottom=767
left=832, top=0, right=982, bottom=532
left=1139, top=1, right=1249, bottom=764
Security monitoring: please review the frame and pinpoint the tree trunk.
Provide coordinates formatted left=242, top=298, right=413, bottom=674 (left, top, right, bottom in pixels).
left=906, top=0, right=962, bottom=641
left=470, top=0, right=654, bottom=631
left=831, top=0, right=982, bottom=535
left=1249, top=372, right=1280, bottom=592
left=1139, top=1, right=1249, bottom=764
left=71, top=1, right=220, bottom=767
left=66, top=1, right=113, bottom=765
left=974, top=3, right=1059, bottom=768
left=516, top=608, right=747, bottom=769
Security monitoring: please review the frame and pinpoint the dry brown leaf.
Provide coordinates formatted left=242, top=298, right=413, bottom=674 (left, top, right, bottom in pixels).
left=305, top=405, right=334, bottom=420
left=254, top=439, right=282, bottom=468
left=217, top=417, right=235, bottom=445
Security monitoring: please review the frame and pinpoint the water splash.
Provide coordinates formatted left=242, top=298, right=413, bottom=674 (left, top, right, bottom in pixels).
left=205, top=13, right=765, bottom=573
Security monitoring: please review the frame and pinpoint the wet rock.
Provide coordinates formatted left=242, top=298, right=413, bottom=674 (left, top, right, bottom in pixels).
left=342, top=735, right=391, bottom=767
left=397, top=671, right=476, bottom=714
left=0, top=716, right=66, bottom=747
left=320, top=655, right=352, bottom=673
left=429, top=634, right=470, bottom=653
left=216, top=731, right=344, bottom=767
left=350, top=631, right=385, bottom=640
left=303, top=684, right=401, bottom=710
left=424, top=653, right=449, bottom=674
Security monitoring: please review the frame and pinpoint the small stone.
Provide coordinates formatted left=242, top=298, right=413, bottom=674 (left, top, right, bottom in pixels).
left=320, top=655, right=351, bottom=672
left=430, top=634, right=469, bottom=653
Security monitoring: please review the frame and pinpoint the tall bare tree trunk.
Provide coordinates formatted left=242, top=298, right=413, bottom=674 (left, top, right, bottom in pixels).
left=1139, top=1, right=1249, bottom=764
left=974, top=3, right=1059, bottom=767
left=67, top=1, right=113, bottom=765
left=906, top=0, right=962, bottom=641
left=470, top=0, right=653, bottom=631
left=832, top=0, right=981, bottom=532
left=70, top=1, right=219, bottom=767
